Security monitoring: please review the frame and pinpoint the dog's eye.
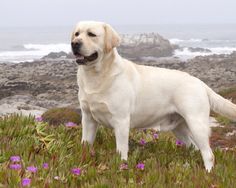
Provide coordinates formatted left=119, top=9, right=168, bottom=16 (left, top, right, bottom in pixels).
left=75, top=32, right=80, bottom=37
left=88, top=32, right=96, bottom=37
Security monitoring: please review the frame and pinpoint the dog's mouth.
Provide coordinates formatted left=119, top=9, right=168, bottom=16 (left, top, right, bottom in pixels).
left=75, top=52, right=98, bottom=65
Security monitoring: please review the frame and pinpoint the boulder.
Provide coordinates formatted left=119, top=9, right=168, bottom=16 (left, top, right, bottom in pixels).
left=42, top=51, right=68, bottom=59
left=118, top=33, right=174, bottom=60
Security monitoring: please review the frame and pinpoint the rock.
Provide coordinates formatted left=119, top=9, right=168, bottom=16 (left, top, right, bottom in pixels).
left=229, top=51, right=236, bottom=58
left=146, top=53, right=236, bottom=91
left=0, top=60, right=79, bottom=113
left=0, top=103, right=46, bottom=117
left=226, top=130, right=236, bottom=137
left=42, top=51, right=68, bottom=59
left=0, top=47, right=236, bottom=117
left=118, top=33, right=174, bottom=60
left=188, top=47, right=211, bottom=53
left=0, top=95, right=47, bottom=117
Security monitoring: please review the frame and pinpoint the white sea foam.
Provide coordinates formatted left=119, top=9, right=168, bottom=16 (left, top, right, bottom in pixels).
left=24, top=43, right=71, bottom=53
left=0, top=43, right=71, bottom=63
left=0, top=40, right=236, bottom=63
left=174, top=47, right=236, bottom=60
left=169, top=38, right=202, bottom=45
left=210, top=47, right=236, bottom=55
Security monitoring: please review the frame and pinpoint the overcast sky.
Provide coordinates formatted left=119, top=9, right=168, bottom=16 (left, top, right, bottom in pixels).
left=1, top=0, right=236, bottom=27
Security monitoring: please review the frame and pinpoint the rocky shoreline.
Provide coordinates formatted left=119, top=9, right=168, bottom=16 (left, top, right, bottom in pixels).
left=0, top=59, right=79, bottom=116
left=0, top=32, right=235, bottom=117
left=140, top=52, right=236, bottom=91
left=1, top=52, right=236, bottom=117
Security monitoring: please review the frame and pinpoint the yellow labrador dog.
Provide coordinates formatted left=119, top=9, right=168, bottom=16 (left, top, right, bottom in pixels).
left=71, top=21, right=236, bottom=172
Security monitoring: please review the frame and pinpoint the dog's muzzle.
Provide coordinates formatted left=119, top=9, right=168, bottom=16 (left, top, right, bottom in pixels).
left=71, top=41, right=82, bottom=55
left=71, top=42, right=98, bottom=65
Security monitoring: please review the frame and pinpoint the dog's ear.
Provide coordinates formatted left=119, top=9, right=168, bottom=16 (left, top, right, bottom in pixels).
left=104, top=24, right=120, bottom=53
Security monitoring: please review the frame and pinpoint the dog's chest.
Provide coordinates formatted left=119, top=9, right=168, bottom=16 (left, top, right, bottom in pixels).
left=80, top=94, right=113, bottom=126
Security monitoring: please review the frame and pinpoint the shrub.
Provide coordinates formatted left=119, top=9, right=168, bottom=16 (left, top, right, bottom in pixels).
left=42, top=107, right=81, bottom=126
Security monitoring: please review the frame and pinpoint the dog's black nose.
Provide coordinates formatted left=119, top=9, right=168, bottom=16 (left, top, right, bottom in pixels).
left=71, top=41, right=82, bottom=52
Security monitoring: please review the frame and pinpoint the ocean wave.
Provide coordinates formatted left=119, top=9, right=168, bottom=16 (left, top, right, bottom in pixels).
left=0, top=50, right=45, bottom=62
left=1, top=42, right=236, bottom=63
left=0, top=43, right=71, bottom=63
left=169, top=38, right=202, bottom=45
left=23, top=43, right=71, bottom=53
left=210, top=47, right=236, bottom=54
left=174, top=47, right=236, bottom=60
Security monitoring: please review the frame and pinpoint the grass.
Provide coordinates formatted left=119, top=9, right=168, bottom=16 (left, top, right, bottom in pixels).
left=219, top=87, right=236, bottom=103
left=42, top=107, right=81, bottom=126
left=0, top=114, right=236, bottom=187
left=213, top=87, right=236, bottom=126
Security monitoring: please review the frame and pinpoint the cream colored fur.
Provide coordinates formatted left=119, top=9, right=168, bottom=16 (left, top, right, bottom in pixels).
left=71, top=21, right=236, bottom=172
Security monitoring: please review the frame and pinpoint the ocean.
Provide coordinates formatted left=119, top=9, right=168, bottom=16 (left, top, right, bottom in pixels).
left=0, top=24, right=236, bottom=63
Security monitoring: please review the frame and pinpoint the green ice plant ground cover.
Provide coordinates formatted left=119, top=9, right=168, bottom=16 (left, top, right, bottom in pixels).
left=0, top=114, right=236, bottom=187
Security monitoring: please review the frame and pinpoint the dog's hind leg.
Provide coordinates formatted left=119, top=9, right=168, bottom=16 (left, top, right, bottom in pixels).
left=174, top=82, right=214, bottom=171
left=172, top=123, right=199, bottom=150
left=185, top=116, right=214, bottom=172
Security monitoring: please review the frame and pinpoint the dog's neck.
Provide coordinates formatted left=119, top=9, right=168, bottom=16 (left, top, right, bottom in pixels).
left=78, top=48, right=123, bottom=94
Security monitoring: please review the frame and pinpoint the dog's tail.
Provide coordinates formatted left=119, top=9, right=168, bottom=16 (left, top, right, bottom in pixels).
left=204, top=83, right=236, bottom=121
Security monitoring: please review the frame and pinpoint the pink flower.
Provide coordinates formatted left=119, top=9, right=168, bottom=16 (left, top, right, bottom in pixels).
left=65, top=122, right=77, bottom=127
left=176, top=140, right=185, bottom=147
left=9, top=164, right=22, bottom=170
left=22, top=178, right=31, bottom=187
left=10, top=155, right=21, bottom=162
left=35, top=116, right=43, bottom=122
left=136, top=162, right=145, bottom=170
left=153, top=133, right=158, bottom=139
left=119, top=163, right=128, bottom=170
left=71, top=168, right=81, bottom=175
left=43, top=163, right=49, bottom=169
left=26, top=166, right=38, bottom=173
left=139, top=138, right=146, bottom=146
left=54, top=176, right=60, bottom=180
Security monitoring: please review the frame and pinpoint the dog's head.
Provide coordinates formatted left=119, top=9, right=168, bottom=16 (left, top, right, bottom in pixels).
left=71, top=21, right=120, bottom=65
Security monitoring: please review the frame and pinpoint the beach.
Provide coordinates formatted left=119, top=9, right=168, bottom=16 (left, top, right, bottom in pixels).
left=0, top=26, right=236, bottom=116
left=0, top=51, right=236, bottom=117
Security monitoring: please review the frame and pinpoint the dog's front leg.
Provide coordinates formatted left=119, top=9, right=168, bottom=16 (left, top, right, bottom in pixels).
left=81, top=112, right=98, bottom=145
left=81, top=112, right=98, bottom=161
left=114, top=118, right=130, bottom=160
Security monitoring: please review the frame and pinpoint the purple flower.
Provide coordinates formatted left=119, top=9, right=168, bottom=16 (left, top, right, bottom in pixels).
left=35, top=116, right=43, bottom=122
left=22, top=178, right=31, bottom=187
left=43, top=163, right=49, bottom=169
left=9, top=164, right=22, bottom=170
left=27, top=166, right=38, bottom=173
left=176, top=140, right=185, bottom=147
left=139, top=138, right=146, bottom=146
left=71, top=168, right=81, bottom=175
left=153, top=133, right=159, bottom=139
left=136, top=162, right=145, bottom=170
left=65, top=122, right=77, bottom=127
left=10, top=155, right=21, bottom=162
left=119, top=163, right=128, bottom=170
